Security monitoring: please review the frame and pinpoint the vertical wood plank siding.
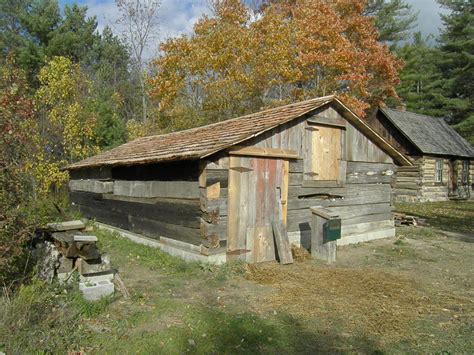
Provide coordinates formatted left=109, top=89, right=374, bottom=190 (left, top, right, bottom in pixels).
left=201, top=106, right=397, bottom=246
left=70, top=105, right=400, bottom=251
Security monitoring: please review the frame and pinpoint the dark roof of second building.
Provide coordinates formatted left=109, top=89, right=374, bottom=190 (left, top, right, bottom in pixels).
left=380, top=107, right=474, bottom=158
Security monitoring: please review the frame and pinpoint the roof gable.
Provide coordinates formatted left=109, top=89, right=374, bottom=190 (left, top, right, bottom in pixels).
left=380, top=108, right=474, bottom=158
left=67, top=96, right=411, bottom=170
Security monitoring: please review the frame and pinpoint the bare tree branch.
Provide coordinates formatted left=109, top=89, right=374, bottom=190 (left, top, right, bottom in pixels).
left=116, top=0, right=161, bottom=122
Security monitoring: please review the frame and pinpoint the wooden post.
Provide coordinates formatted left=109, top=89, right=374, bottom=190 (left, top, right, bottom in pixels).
left=310, top=206, right=339, bottom=262
left=272, top=198, right=293, bottom=265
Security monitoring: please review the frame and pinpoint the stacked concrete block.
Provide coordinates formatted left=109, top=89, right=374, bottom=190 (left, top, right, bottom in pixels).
left=36, top=220, right=115, bottom=301
left=79, top=280, right=114, bottom=301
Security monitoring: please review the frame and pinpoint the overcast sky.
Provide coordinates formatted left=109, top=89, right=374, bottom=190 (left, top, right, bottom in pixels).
left=407, top=0, right=449, bottom=38
left=60, top=0, right=449, bottom=58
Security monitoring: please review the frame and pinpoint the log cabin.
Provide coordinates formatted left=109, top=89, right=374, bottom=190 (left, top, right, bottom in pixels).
left=66, top=96, right=411, bottom=263
left=368, top=107, right=474, bottom=202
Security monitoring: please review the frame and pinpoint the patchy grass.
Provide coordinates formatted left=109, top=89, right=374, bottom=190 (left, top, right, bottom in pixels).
left=2, top=213, right=473, bottom=353
left=0, top=279, right=113, bottom=353
left=396, top=200, right=474, bottom=234
left=94, top=228, right=203, bottom=275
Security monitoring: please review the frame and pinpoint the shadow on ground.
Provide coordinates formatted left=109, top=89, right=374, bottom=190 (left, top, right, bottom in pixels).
left=103, top=305, right=382, bottom=354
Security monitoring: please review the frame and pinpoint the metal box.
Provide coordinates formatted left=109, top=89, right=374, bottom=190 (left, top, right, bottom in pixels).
left=323, top=218, right=341, bottom=243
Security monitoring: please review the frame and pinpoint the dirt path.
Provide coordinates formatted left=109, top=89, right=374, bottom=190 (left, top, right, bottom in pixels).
left=97, top=225, right=473, bottom=353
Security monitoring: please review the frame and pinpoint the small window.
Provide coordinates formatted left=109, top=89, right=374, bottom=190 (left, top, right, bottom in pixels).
left=435, top=159, right=443, bottom=183
left=462, top=160, right=470, bottom=185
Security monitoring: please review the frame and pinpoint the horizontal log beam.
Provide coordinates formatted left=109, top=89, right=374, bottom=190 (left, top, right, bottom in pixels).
left=70, top=191, right=201, bottom=228
left=69, top=179, right=114, bottom=194
left=113, top=180, right=200, bottom=199
left=228, top=146, right=299, bottom=159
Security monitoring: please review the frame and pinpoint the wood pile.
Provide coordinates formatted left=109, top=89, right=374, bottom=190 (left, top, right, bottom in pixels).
left=393, top=213, right=427, bottom=227
left=35, top=220, right=114, bottom=301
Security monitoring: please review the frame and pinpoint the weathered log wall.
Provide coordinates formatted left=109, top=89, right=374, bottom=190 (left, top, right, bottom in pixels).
left=471, top=161, right=474, bottom=200
left=69, top=161, right=204, bottom=245
left=394, top=161, right=423, bottom=202
left=419, top=156, right=450, bottom=201
left=449, top=159, right=473, bottom=200
left=395, top=156, right=473, bottom=202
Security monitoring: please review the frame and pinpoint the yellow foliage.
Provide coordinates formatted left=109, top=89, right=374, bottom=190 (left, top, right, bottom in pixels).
left=25, top=153, right=69, bottom=197
left=126, top=119, right=161, bottom=141
left=30, top=56, right=100, bottom=196
left=36, top=56, right=98, bottom=162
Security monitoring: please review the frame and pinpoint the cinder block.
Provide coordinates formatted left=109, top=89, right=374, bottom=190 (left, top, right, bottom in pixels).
left=79, top=271, right=114, bottom=283
left=79, top=280, right=114, bottom=301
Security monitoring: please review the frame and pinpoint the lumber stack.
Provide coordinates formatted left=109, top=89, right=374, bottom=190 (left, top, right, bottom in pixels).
left=393, top=213, right=427, bottom=227
left=36, top=220, right=114, bottom=301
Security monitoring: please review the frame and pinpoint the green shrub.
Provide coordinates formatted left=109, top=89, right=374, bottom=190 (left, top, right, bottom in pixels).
left=0, top=278, right=113, bottom=353
left=0, top=192, right=75, bottom=287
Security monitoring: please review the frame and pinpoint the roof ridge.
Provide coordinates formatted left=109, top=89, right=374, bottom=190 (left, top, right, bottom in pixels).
left=130, top=95, right=336, bottom=143
left=66, top=94, right=416, bottom=170
left=380, top=106, right=473, bottom=157
left=384, top=107, right=445, bottom=121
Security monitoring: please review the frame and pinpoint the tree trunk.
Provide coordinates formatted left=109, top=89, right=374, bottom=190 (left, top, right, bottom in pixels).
left=139, top=72, right=147, bottom=122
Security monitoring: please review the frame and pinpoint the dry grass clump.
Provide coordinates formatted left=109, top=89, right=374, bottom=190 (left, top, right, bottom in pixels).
left=290, top=244, right=311, bottom=261
left=245, top=261, right=468, bottom=340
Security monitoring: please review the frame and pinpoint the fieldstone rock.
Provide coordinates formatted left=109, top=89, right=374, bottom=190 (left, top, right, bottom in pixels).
left=35, top=241, right=60, bottom=283
left=56, top=256, right=74, bottom=274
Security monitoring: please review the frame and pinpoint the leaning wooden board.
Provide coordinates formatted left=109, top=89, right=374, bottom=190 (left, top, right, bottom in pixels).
left=272, top=200, right=293, bottom=265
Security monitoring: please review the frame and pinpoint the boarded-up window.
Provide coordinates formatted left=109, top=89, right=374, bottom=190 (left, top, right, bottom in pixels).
left=308, top=125, right=342, bottom=180
left=435, top=159, right=443, bottom=183
left=462, top=160, right=469, bottom=185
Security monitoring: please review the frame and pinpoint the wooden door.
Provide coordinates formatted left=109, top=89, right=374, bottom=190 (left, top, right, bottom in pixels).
left=310, top=125, right=341, bottom=180
left=448, top=160, right=471, bottom=199
left=227, top=155, right=289, bottom=263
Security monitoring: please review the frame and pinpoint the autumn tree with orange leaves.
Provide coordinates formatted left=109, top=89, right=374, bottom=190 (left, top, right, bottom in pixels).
left=149, top=0, right=402, bottom=131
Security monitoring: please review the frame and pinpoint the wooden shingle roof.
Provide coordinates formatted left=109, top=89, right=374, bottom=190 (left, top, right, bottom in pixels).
left=380, top=108, right=474, bottom=158
left=67, top=96, right=411, bottom=170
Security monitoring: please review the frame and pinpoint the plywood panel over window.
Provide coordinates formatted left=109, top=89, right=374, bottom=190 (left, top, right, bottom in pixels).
left=309, top=125, right=342, bottom=180
left=435, top=159, right=443, bottom=183
left=461, top=160, right=470, bottom=185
